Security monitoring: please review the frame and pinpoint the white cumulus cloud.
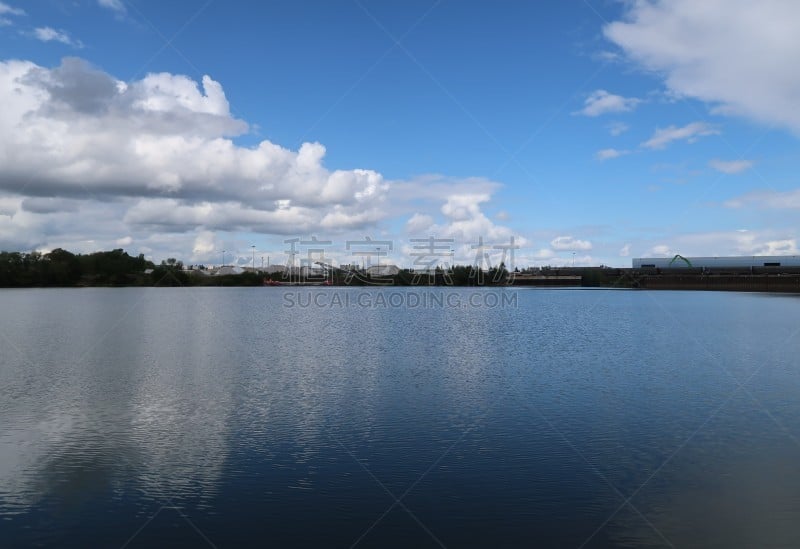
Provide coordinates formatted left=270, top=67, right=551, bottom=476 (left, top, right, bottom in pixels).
left=405, top=213, right=435, bottom=234
left=650, top=244, right=672, bottom=257
left=0, top=57, right=524, bottom=263
left=0, top=2, right=24, bottom=16
left=98, top=0, right=126, bottom=14
left=595, top=148, right=629, bottom=161
left=754, top=239, right=798, bottom=255
left=0, top=2, right=22, bottom=26
left=643, top=230, right=800, bottom=258
left=551, top=236, right=592, bottom=251
left=605, top=0, right=800, bottom=134
left=641, top=122, right=718, bottom=150
left=0, top=57, right=391, bottom=238
left=32, top=27, right=82, bottom=48
left=724, top=189, right=800, bottom=210
left=574, top=89, right=641, bottom=117
left=397, top=194, right=524, bottom=265
left=191, top=231, right=217, bottom=258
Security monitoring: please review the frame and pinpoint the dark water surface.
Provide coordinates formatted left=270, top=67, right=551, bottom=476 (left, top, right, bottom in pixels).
left=1, top=287, right=800, bottom=548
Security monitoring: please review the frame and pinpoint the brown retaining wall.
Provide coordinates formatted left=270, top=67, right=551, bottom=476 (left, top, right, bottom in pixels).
left=638, top=274, right=800, bottom=292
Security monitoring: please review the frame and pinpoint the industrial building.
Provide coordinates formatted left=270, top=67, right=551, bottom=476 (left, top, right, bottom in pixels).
left=633, top=255, right=800, bottom=269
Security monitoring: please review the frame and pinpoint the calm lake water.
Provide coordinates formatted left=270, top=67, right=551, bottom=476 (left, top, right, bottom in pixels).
left=1, top=287, right=800, bottom=548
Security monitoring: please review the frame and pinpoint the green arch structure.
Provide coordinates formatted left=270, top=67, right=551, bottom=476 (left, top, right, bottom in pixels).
left=668, top=254, right=693, bottom=268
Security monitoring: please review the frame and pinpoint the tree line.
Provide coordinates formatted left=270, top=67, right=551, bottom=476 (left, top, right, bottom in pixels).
left=0, top=247, right=516, bottom=287
left=0, top=248, right=153, bottom=286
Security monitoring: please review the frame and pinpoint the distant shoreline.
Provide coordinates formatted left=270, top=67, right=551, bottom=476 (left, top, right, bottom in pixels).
left=3, top=273, right=800, bottom=293
left=3, top=248, right=800, bottom=292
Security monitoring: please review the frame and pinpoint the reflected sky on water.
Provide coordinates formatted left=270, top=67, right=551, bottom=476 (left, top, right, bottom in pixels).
left=1, top=288, right=800, bottom=547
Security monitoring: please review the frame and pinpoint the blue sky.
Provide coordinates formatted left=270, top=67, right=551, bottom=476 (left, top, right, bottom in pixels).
left=0, top=0, right=798, bottom=267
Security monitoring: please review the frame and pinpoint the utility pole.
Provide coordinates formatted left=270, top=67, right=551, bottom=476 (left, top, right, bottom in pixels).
left=222, top=250, right=225, bottom=268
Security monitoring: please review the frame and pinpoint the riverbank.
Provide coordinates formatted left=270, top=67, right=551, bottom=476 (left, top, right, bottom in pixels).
left=510, top=267, right=800, bottom=293
left=3, top=246, right=800, bottom=292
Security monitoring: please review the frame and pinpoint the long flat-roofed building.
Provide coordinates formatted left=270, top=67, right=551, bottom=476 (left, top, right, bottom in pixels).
left=633, top=256, right=800, bottom=269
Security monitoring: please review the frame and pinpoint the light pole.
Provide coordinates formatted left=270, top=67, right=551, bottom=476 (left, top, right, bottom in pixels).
left=251, top=245, right=256, bottom=271
left=572, top=252, right=576, bottom=267
left=222, top=250, right=225, bottom=268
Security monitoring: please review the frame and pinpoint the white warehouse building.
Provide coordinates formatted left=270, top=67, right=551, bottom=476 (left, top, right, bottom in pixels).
left=632, top=256, right=800, bottom=269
